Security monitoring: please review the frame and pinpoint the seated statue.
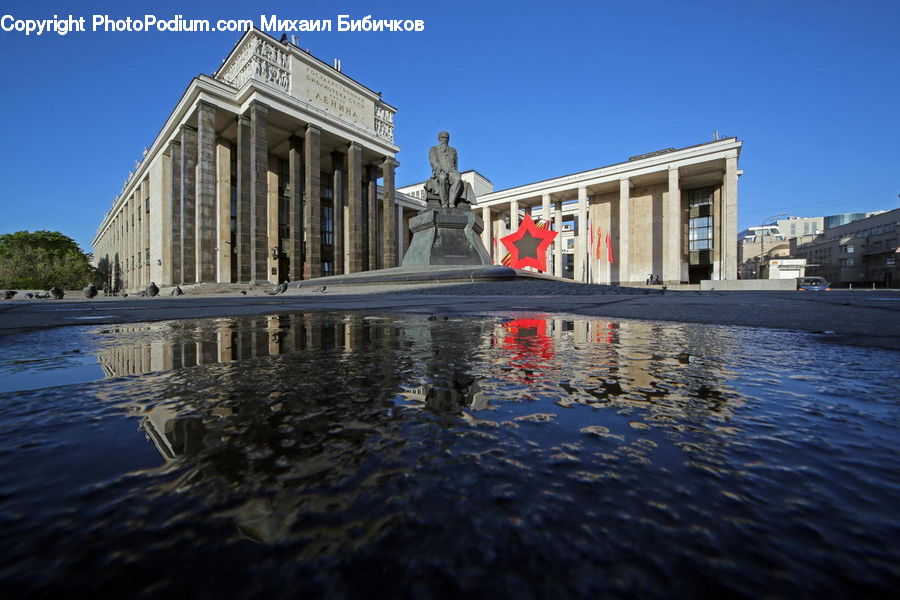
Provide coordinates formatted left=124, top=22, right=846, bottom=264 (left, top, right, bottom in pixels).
left=424, top=131, right=476, bottom=208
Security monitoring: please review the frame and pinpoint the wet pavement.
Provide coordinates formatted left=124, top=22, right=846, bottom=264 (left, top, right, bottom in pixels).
left=0, top=312, right=898, bottom=597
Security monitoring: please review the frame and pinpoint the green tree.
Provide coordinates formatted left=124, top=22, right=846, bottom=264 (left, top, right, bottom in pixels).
left=0, top=230, right=96, bottom=289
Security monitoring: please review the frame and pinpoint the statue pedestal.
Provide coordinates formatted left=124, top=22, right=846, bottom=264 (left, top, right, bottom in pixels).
left=401, top=207, right=492, bottom=267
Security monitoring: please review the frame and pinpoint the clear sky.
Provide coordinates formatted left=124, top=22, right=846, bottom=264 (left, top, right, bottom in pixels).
left=1, top=0, right=898, bottom=253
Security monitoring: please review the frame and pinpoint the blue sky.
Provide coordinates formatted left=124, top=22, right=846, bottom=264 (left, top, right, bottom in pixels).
left=1, top=0, right=898, bottom=252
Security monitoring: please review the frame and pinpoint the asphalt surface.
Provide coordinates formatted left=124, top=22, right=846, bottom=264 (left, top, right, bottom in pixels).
left=1, top=282, right=898, bottom=350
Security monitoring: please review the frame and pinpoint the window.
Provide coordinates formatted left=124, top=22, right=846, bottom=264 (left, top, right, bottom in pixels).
left=842, top=244, right=855, bottom=254
left=321, top=205, right=334, bottom=246
left=690, top=216, right=713, bottom=250
left=840, top=258, right=855, bottom=267
left=687, top=187, right=713, bottom=207
left=278, top=159, right=290, bottom=241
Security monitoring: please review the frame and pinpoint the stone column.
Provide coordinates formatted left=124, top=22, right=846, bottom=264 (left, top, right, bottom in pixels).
left=542, top=193, right=551, bottom=272
left=481, top=206, right=491, bottom=260
left=196, top=102, right=217, bottom=283
left=367, top=165, right=378, bottom=271
left=266, top=157, right=279, bottom=283
left=554, top=201, right=563, bottom=277
left=215, top=140, right=231, bottom=283
left=347, top=143, right=363, bottom=273
left=168, top=139, right=182, bottom=284
left=288, top=136, right=303, bottom=281
left=304, top=124, right=321, bottom=280
left=331, top=150, right=345, bottom=275
left=382, top=157, right=396, bottom=268
left=250, top=102, right=269, bottom=283
left=236, top=115, right=251, bottom=282
left=618, top=178, right=631, bottom=284
left=134, top=191, right=141, bottom=290
left=722, top=156, right=739, bottom=280
left=577, top=186, right=588, bottom=282
left=664, top=167, right=681, bottom=284
left=180, top=125, right=197, bottom=284
left=510, top=199, right=519, bottom=231
left=142, top=179, right=150, bottom=288
left=398, top=205, right=407, bottom=261
left=132, top=195, right=138, bottom=289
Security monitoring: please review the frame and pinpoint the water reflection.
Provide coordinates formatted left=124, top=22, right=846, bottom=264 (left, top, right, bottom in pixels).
left=2, top=313, right=897, bottom=597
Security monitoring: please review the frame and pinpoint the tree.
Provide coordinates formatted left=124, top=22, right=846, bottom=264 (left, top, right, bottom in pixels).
left=0, top=230, right=97, bottom=289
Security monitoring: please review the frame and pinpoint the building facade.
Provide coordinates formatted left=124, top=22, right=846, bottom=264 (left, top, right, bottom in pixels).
left=792, top=208, right=900, bottom=287
left=473, top=139, right=743, bottom=284
left=94, top=31, right=742, bottom=289
left=93, top=30, right=423, bottom=292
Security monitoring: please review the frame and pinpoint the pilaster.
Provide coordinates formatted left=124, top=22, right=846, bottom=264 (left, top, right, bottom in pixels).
left=180, top=125, right=197, bottom=284
left=554, top=201, right=563, bottom=277
left=481, top=206, right=491, bottom=260
left=382, top=157, right=396, bottom=268
left=236, top=115, right=251, bottom=282
left=250, top=102, right=269, bottom=283
left=347, top=142, right=363, bottom=273
left=664, top=167, right=681, bottom=284
left=196, top=101, right=217, bottom=283
left=304, top=124, right=321, bottom=279
left=215, top=140, right=232, bottom=282
left=367, top=165, right=378, bottom=271
left=577, top=186, right=588, bottom=282
left=722, top=156, right=739, bottom=280
left=618, top=178, right=631, bottom=284
left=542, top=193, right=551, bottom=273
left=288, top=136, right=304, bottom=281
left=168, top=139, right=182, bottom=284
left=331, top=150, right=345, bottom=275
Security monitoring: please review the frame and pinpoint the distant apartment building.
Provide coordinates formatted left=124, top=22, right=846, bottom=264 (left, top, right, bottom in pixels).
left=791, top=208, right=899, bottom=287
left=738, top=211, right=881, bottom=279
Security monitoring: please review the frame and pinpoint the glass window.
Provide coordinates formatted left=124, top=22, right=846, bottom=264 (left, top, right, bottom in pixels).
left=321, top=205, right=334, bottom=246
left=689, top=216, right=713, bottom=250
left=687, top=187, right=713, bottom=207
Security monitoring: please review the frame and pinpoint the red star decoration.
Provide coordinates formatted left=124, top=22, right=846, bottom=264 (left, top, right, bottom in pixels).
left=499, top=214, right=558, bottom=271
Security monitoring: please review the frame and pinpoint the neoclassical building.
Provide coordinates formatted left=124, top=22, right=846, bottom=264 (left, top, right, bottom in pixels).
left=398, top=140, right=743, bottom=284
left=94, top=30, right=743, bottom=289
left=474, top=138, right=743, bottom=284
left=93, top=29, right=422, bottom=292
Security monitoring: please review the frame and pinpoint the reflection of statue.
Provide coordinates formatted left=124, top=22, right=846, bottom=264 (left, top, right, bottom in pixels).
left=425, top=131, right=474, bottom=208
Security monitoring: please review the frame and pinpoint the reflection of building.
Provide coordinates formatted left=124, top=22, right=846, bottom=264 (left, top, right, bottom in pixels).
left=92, top=29, right=424, bottom=293
left=97, top=314, right=363, bottom=377
left=792, top=208, right=900, bottom=287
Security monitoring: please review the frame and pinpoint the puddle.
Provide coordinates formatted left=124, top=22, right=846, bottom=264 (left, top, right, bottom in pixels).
left=0, top=313, right=897, bottom=597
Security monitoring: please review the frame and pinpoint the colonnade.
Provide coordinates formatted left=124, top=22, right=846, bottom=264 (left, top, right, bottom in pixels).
left=95, top=100, right=403, bottom=293
left=476, top=154, right=739, bottom=285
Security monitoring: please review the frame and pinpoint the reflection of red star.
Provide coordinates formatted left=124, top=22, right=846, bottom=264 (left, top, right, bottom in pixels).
left=499, top=214, right=558, bottom=271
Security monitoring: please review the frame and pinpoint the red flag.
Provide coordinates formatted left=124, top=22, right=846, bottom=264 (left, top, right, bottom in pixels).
left=606, top=232, right=615, bottom=264
left=595, top=225, right=603, bottom=259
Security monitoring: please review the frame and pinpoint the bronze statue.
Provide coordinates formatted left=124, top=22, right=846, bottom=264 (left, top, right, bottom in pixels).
left=425, top=131, right=473, bottom=208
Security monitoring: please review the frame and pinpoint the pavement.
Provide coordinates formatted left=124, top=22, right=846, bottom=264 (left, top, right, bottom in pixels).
left=2, top=280, right=899, bottom=350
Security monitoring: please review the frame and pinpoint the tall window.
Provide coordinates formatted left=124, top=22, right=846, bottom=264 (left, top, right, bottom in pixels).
left=687, top=187, right=714, bottom=251
left=690, top=216, right=713, bottom=250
